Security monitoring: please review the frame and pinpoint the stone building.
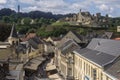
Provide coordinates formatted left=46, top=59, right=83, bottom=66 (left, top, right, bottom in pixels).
left=62, top=10, right=109, bottom=27
left=58, top=39, right=80, bottom=79
left=60, top=31, right=87, bottom=48
left=73, top=38, right=120, bottom=80
left=54, top=38, right=120, bottom=80
left=0, top=24, right=25, bottom=80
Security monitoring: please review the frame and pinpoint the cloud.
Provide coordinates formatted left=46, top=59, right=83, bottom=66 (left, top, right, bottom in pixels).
left=21, top=0, right=93, bottom=14
left=0, top=0, right=7, bottom=4
left=23, top=6, right=38, bottom=11
left=21, top=0, right=70, bottom=14
left=98, top=4, right=114, bottom=13
left=0, top=0, right=119, bottom=17
left=99, top=4, right=109, bottom=11
left=19, top=0, right=36, bottom=5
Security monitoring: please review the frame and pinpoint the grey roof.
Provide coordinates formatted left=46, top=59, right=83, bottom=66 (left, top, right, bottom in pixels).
left=85, top=31, right=113, bottom=42
left=9, top=24, right=18, bottom=38
left=28, top=39, right=38, bottom=49
left=28, top=37, right=43, bottom=49
left=59, top=39, right=80, bottom=55
left=31, top=37, right=43, bottom=44
left=105, top=59, right=120, bottom=79
left=102, top=32, right=113, bottom=39
left=87, top=38, right=120, bottom=57
left=63, top=31, right=85, bottom=43
left=74, top=38, right=120, bottom=66
left=15, top=44, right=27, bottom=54
left=75, top=48, right=115, bottom=66
left=24, top=56, right=46, bottom=70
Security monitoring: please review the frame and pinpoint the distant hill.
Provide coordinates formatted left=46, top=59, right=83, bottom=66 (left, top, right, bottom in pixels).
left=0, top=8, right=73, bottom=20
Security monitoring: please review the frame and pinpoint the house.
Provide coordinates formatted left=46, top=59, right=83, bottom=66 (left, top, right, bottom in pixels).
left=44, top=41, right=54, bottom=54
left=54, top=39, right=81, bottom=79
left=60, top=31, right=87, bottom=48
left=6, top=63, right=24, bottom=80
left=27, top=37, right=44, bottom=59
left=73, top=38, right=120, bottom=80
left=46, top=37, right=62, bottom=46
left=20, top=32, right=44, bottom=59
left=0, top=46, right=25, bottom=80
left=0, top=47, right=14, bottom=79
left=85, top=31, right=114, bottom=43
left=24, top=56, right=46, bottom=78
left=0, top=24, right=27, bottom=80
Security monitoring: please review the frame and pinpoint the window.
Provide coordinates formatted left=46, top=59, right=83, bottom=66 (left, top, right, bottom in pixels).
left=93, top=69, right=97, bottom=80
left=101, top=73, right=103, bottom=80
left=84, top=76, right=90, bottom=80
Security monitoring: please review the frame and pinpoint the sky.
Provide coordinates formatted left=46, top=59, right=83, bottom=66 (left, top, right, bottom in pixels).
left=0, top=0, right=120, bottom=17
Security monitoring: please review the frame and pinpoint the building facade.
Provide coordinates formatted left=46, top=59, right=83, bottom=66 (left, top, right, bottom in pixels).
left=55, top=38, right=120, bottom=80
left=73, top=38, right=120, bottom=80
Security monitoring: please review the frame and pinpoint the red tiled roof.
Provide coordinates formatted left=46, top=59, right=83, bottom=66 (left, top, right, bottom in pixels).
left=21, top=33, right=36, bottom=41
left=114, top=38, right=120, bottom=40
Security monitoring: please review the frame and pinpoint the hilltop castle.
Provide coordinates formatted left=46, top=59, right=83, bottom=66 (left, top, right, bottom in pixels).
left=60, top=10, right=109, bottom=27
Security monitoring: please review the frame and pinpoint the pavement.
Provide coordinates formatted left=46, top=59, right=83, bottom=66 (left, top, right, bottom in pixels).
left=45, top=59, right=63, bottom=80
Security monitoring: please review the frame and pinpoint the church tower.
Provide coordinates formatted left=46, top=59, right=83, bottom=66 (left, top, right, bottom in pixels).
left=8, top=24, right=19, bottom=45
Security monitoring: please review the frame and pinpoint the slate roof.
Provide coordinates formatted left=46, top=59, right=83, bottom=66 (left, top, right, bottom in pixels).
left=87, top=38, right=120, bottom=57
left=59, top=39, right=80, bottom=55
left=74, top=38, right=120, bottom=66
left=15, top=44, right=27, bottom=54
left=63, top=31, right=85, bottom=43
left=105, top=59, right=120, bottom=79
left=75, top=48, right=115, bottom=66
left=24, top=56, right=46, bottom=70
left=85, top=31, right=113, bottom=43
left=102, top=32, right=113, bottom=39
left=74, top=38, right=120, bottom=79
left=28, top=37, right=43, bottom=49
left=28, top=39, right=38, bottom=49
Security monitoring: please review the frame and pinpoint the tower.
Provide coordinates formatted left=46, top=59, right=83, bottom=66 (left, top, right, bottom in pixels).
left=8, top=24, right=19, bottom=45
left=80, top=9, right=82, bottom=12
left=18, top=5, right=20, bottom=13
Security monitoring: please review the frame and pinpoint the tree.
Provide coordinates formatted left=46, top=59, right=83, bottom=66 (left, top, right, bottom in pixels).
left=52, top=28, right=67, bottom=37
left=0, top=23, right=11, bottom=41
left=2, top=16, right=11, bottom=23
left=23, top=17, right=31, bottom=25
left=27, top=28, right=36, bottom=33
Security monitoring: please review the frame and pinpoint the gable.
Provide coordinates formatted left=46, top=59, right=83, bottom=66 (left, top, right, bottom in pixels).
left=63, top=31, right=83, bottom=43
